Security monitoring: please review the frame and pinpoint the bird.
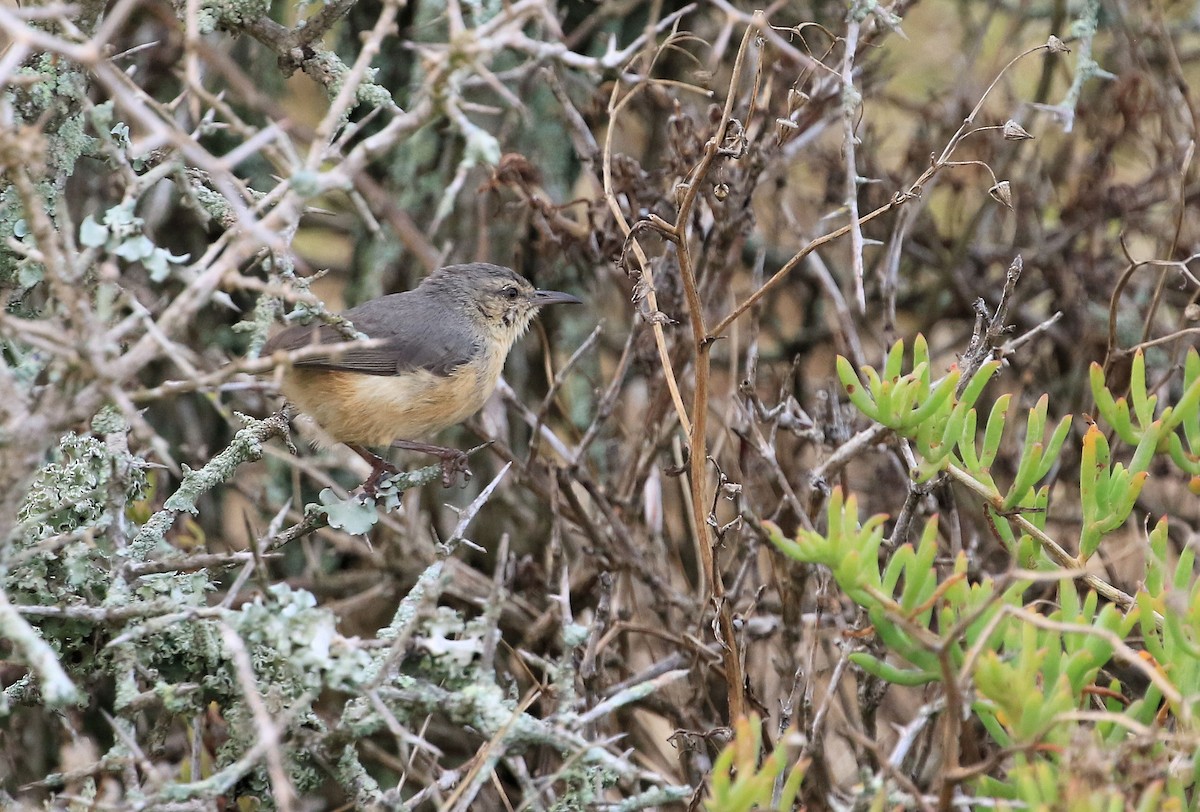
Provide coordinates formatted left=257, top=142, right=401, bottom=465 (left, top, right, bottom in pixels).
left=262, top=262, right=581, bottom=490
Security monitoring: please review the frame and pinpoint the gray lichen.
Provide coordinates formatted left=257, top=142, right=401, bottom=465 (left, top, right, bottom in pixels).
left=11, top=426, right=147, bottom=605
left=194, top=0, right=271, bottom=34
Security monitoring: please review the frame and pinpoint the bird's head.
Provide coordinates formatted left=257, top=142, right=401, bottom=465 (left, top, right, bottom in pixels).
left=426, top=263, right=580, bottom=347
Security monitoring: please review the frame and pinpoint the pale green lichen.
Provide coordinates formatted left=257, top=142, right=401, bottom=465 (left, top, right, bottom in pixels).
left=0, top=186, right=25, bottom=288
left=356, top=79, right=395, bottom=112
left=79, top=201, right=190, bottom=283
left=132, top=571, right=210, bottom=607
left=49, top=96, right=92, bottom=177
left=15, top=429, right=147, bottom=544
left=195, top=0, right=270, bottom=33
left=227, top=583, right=373, bottom=695
left=336, top=744, right=385, bottom=808
left=561, top=622, right=588, bottom=648
left=0, top=52, right=96, bottom=285
left=415, top=606, right=489, bottom=680
left=197, top=584, right=369, bottom=802
left=301, top=50, right=395, bottom=123
left=214, top=702, right=324, bottom=799
left=5, top=415, right=150, bottom=677
left=6, top=56, right=95, bottom=174
left=547, top=761, right=620, bottom=811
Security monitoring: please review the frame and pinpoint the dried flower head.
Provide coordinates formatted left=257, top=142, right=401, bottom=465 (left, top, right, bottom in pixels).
left=989, top=180, right=1014, bottom=209
left=1002, top=120, right=1035, bottom=141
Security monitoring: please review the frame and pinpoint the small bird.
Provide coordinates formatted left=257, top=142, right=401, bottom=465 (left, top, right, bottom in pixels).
left=263, top=262, right=580, bottom=489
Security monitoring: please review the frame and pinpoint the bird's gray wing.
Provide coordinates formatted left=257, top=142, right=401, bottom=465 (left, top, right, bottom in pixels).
left=262, top=293, right=478, bottom=377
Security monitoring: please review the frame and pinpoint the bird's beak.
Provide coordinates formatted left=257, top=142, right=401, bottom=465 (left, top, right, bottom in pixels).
left=532, top=289, right=582, bottom=306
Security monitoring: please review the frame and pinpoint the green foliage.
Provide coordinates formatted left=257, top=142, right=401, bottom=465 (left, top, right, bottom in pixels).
left=979, top=749, right=1191, bottom=810
left=836, top=335, right=998, bottom=481
left=1078, top=422, right=1149, bottom=558
left=1091, top=348, right=1200, bottom=483
left=768, top=338, right=1200, bottom=805
left=703, top=715, right=806, bottom=812
left=767, top=491, right=1179, bottom=803
left=835, top=338, right=1200, bottom=568
left=1136, top=518, right=1200, bottom=724
left=769, top=497, right=1026, bottom=689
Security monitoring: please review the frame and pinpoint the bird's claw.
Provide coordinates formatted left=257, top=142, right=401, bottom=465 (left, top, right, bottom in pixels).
left=440, top=451, right=471, bottom=488
left=362, top=460, right=402, bottom=497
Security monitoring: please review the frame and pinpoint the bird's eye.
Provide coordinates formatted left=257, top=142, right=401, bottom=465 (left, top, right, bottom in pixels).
left=503, top=285, right=520, bottom=300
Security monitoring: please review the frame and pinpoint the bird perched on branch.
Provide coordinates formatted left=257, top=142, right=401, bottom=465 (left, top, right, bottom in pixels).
left=263, top=262, right=580, bottom=490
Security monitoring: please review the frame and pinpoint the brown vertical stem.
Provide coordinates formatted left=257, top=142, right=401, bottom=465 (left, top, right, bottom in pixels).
left=666, top=13, right=763, bottom=724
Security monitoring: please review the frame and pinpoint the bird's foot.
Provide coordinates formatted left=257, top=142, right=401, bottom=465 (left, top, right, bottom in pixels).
left=436, top=449, right=471, bottom=488
left=347, top=444, right=402, bottom=496
left=362, top=458, right=403, bottom=497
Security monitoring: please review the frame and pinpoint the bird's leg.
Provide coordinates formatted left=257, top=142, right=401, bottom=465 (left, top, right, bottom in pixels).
left=389, top=439, right=471, bottom=488
left=348, top=444, right=401, bottom=495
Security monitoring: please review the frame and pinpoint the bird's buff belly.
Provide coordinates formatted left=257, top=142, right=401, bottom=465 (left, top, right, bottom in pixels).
left=281, top=366, right=493, bottom=447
